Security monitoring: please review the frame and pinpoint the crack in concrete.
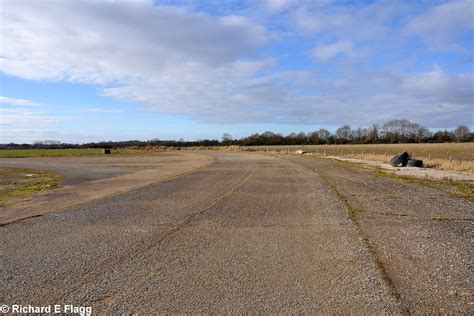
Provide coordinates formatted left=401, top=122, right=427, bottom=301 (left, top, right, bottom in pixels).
left=287, top=157, right=410, bottom=315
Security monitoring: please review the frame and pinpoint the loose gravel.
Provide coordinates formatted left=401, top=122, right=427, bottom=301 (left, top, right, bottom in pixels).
left=1, top=153, right=402, bottom=313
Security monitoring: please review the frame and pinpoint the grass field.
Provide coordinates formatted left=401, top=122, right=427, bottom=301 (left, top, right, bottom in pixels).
left=0, top=147, right=163, bottom=158
left=0, top=148, right=104, bottom=158
left=1, top=144, right=472, bottom=172
left=0, top=167, right=62, bottom=206
left=247, top=143, right=474, bottom=172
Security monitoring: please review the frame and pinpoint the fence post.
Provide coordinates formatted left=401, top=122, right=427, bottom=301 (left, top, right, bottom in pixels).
left=449, top=156, right=453, bottom=163
left=412, top=153, right=416, bottom=159
left=384, top=152, right=387, bottom=159
left=428, top=154, right=432, bottom=161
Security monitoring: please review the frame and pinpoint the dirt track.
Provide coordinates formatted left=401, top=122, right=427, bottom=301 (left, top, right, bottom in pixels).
left=1, top=152, right=472, bottom=313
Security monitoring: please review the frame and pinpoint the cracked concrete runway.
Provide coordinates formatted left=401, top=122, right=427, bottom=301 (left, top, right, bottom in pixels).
left=1, top=152, right=472, bottom=313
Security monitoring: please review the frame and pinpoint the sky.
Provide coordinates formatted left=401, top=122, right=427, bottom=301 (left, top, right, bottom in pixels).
left=0, top=0, right=473, bottom=143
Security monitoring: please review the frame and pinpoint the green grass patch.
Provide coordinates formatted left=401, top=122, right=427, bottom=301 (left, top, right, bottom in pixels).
left=0, top=148, right=103, bottom=158
left=0, top=167, right=62, bottom=206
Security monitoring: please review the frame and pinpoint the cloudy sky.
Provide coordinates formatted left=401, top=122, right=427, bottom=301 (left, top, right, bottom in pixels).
left=0, top=0, right=473, bottom=143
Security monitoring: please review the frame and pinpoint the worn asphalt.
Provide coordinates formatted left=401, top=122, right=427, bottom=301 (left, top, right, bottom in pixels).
left=1, top=152, right=472, bottom=314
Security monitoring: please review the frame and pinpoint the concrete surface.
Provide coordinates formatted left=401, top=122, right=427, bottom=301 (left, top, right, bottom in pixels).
left=0, top=154, right=185, bottom=185
left=1, top=152, right=472, bottom=313
left=0, top=153, right=213, bottom=224
left=287, top=155, right=473, bottom=314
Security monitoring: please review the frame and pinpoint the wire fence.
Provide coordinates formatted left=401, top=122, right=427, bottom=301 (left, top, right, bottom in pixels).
left=245, top=145, right=473, bottom=172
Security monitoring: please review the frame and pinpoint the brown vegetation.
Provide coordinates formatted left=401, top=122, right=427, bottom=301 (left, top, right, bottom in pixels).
left=248, top=143, right=474, bottom=173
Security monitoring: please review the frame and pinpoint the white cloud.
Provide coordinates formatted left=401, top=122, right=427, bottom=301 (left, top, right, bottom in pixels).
left=0, top=0, right=276, bottom=124
left=0, top=108, right=59, bottom=143
left=264, top=0, right=334, bottom=14
left=301, top=67, right=474, bottom=127
left=101, top=59, right=283, bottom=123
left=405, top=0, right=474, bottom=49
left=292, top=6, right=348, bottom=32
left=0, top=107, right=81, bottom=143
left=311, top=41, right=353, bottom=61
left=401, top=66, right=474, bottom=104
left=0, top=96, right=40, bottom=107
left=0, top=0, right=472, bottom=132
left=288, top=1, right=407, bottom=65
left=0, top=1, right=267, bottom=83
left=78, top=108, right=124, bottom=114
left=0, top=109, right=58, bottom=126
left=101, top=64, right=473, bottom=127
left=263, top=0, right=297, bottom=13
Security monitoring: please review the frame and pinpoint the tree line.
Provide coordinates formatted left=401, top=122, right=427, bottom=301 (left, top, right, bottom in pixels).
left=1, top=119, right=472, bottom=149
left=232, top=120, right=472, bottom=146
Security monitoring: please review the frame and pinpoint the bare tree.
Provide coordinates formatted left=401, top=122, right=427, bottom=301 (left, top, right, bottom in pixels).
left=453, top=125, right=471, bottom=142
left=352, top=128, right=368, bottom=143
left=382, top=119, right=431, bottom=143
left=367, top=124, right=379, bottom=143
left=222, top=133, right=233, bottom=145
left=308, top=131, right=319, bottom=145
left=317, top=128, right=331, bottom=144
left=335, top=125, right=352, bottom=143
left=34, top=140, right=61, bottom=145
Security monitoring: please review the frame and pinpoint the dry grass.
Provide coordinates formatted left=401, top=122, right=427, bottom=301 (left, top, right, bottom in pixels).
left=341, top=153, right=473, bottom=173
left=375, top=169, right=474, bottom=202
left=248, top=143, right=474, bottom=173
